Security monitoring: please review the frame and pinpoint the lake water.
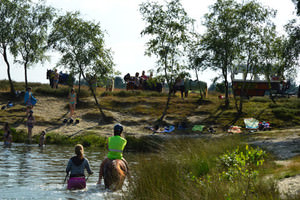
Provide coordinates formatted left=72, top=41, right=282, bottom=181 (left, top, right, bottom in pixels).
left=0, top=143, right=129, bottom=199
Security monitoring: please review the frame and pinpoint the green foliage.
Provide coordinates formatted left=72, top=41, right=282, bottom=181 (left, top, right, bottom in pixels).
left=125, top=135, right=163, bottom=152
left=34, top=85, right=90, bottom=98
left=219, top=145, right=266, bottom=181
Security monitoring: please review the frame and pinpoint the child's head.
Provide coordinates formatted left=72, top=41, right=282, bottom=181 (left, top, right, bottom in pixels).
left=41, top=130, right=46, bottom=136
left=27, top=87, right=32, bottom=92
left=71, top=88, right=75, bottom=93
left=75, top=144, right=84, bottom=159
left=114, top=124, right=123, bottom=136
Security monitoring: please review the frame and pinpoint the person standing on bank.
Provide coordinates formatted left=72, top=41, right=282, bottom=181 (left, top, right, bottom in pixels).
left=97, top=124, right=128, bottom=185
left=68, top=88, right=77, bottom=119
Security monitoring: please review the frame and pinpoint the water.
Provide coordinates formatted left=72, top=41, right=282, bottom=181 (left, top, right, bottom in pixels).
left=0, top=143, right=128, bottom=199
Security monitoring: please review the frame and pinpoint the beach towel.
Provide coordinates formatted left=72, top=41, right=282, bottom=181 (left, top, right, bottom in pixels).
left=228, top=126, right=242, bottom=134
left=244, top=118, right=259, bottom=129
left=192, top=125, right=205, bottom=132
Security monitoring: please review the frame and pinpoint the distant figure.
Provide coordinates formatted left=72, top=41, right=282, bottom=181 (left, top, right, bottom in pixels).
left=3, top=123, right=12, bottom=147
left=298, top=85, right=300, bottom=98
left=66, top=144, right=93, bottom=190
left=53, top=69, right=59, bottom=89
left=26, top=110, right=35, bottom=144
left=3, top=122, right=10, bottom=136
left=141, top=70, right=148, bottom=81
left=68, top=88, right=77, bottom=119
left=3, top=130, right=12, bottom=147
left=24, top=87, right=34, bottom=116
left=149, top=72, right=153, bottom=79
left=106, top=78, right=114, bottom=92
left=134, top=72, right=140, bottom=88
left=39, top=130, right=46, bottom=147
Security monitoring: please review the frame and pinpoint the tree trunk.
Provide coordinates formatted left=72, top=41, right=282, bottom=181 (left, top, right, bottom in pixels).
left=24, top=62, right=28, bottom=89
left=77, top=72, right=81, bottom=102
left=158, top=90, right=172, bottom=124
left=2, top=45, right=15, bottom=96
left=80, top=66, right=106, bottom=119
left=222, top=67, right=229, bottom=108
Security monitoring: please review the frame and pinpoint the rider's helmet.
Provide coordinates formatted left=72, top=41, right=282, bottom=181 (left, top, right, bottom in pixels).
left=114, top=124, right=123, bottom=134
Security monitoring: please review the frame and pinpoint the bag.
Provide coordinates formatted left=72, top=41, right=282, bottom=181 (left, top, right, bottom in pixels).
left=31, top=96, right=37, bottom=106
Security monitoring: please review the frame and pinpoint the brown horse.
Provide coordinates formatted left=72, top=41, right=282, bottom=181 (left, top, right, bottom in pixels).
left=103, top=159, right=128, bottom=191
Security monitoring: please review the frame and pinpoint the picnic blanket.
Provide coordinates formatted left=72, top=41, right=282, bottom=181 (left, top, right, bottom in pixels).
left=192, top=125, right=205, bottom=132
left=244, top=118, right=259, bottom=129
left=228, top=126, right=242, bottom=134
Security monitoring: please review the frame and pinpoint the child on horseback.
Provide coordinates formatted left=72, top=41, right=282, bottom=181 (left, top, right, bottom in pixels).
left=97, top=124, right=128, bottom=185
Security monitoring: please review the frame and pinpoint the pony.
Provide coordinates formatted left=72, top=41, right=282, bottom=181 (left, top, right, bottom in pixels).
left=103, top=159, right=128, bottom=191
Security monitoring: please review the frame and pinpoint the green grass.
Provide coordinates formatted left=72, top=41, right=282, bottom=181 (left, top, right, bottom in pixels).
left=124, top=136, right=283, bottom=200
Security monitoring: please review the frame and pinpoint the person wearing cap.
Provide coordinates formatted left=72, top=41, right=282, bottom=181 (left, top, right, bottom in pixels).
left=26, top=110, right=35, bottom=143
left=97, top=124, right=127, bottom=185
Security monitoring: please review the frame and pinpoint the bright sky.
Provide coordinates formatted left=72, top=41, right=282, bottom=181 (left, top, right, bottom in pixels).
left=0, top=0, right=299, bottom=86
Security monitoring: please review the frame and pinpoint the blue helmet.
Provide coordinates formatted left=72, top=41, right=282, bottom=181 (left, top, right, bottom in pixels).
left=114, top=124, right=123, bottom=133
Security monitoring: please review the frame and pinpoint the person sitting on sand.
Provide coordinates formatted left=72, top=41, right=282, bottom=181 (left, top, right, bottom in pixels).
left=66, top=144, right=93, bottom=190
left=68, top=88, right=77, bottom=119
left=97, top=124, right=128, bottom=185
left=39, top=131, right=46, bottom=147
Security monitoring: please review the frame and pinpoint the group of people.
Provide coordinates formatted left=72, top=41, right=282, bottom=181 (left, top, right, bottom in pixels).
left=66, top=124, right=127, bottom=190
left=133, top=70, right=153, bottom=88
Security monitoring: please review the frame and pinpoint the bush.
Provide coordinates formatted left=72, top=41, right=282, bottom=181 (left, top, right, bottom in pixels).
left=272, top=107, right=297, bottom=120
left=34, top=85, right=90, bottom=98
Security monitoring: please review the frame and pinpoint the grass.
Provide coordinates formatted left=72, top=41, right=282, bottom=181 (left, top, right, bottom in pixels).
left=124, top=136, right=285, bottom=200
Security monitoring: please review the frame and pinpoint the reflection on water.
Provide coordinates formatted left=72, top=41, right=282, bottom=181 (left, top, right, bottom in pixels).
left=0, top=143, right=128, bottom=199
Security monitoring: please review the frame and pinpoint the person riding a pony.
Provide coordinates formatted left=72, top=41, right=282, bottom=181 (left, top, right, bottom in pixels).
left=97, top=124, right=128, bottom=185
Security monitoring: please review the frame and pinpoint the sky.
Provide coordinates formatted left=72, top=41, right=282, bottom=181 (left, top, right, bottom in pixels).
left=0, top=0, right=299, bottom=86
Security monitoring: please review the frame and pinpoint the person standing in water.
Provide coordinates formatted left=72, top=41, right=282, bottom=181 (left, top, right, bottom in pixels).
left=3, top=130, right=12, bottom=147
left=97, top=124, right=128, bottom=185
left=39, top=131, right=46, bottom=147
left=26, top=110, right=35, bottom=143
left=3, top=123, right=12, bottom=146
left=66, top=144, right=93, bottom=190
left=68, top=88, right=77, bottom=119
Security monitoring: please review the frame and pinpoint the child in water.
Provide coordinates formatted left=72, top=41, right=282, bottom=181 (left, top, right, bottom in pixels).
left=66, top=144, right=93, bottom=190
left=39, top=131, right=46, bottom=147
left=3, top=130, right=12, bottom=147
left=26, top=110, right=35, bottom=143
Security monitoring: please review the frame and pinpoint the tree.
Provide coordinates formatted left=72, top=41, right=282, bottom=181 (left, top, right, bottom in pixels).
left=0, top=0, right=20, bottom=96
left=140, top=0, right=194, bottom=124
left=233, top=1, right=276, bottom=113
left=186, top=33, right=209, bottom=99
left=49, top=12, right=114, bottom=120
left=11, top=0, right=54, bottom=89
left=202, top=0, right=241, bottom=108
